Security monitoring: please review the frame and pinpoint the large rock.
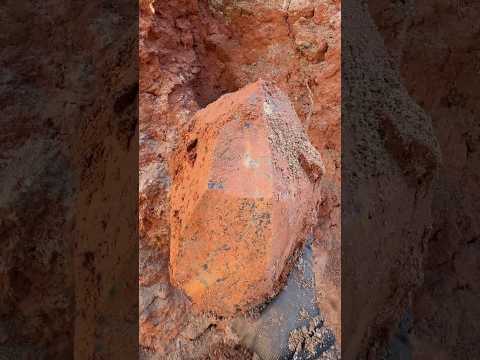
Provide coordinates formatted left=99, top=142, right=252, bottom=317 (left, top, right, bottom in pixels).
left=169, top=80, right=324, bottom=316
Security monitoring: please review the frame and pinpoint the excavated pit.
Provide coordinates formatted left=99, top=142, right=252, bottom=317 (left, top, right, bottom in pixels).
left=139, top=0, right=340, bottom=357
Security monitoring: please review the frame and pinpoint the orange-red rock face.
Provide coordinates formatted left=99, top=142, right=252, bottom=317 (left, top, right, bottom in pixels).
left=170, top=81, right=324, bottom=316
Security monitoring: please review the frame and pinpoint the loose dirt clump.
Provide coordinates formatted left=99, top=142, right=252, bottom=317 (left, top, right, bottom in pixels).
left=287, top=313, right=339, bottom=359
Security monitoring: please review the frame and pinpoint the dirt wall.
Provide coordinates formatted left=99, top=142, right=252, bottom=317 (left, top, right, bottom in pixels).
left=370, top=1, right=480, bottom=358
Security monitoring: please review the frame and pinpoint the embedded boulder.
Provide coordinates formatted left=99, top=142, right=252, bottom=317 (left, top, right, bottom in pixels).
left=169, top=80, right=324, bottom=316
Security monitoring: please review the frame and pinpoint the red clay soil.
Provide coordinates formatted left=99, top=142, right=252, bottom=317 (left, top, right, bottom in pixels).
left=139, top=0, right=340, bottom=357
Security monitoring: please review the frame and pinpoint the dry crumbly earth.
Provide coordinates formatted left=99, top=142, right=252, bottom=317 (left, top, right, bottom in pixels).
left=342, top=0, right=444, bottom=358
left=340, top=0, right=479, bottom=358
left=1, top=0, right=138, bottom=359
left=139, top=0, right=340, bottom=358
left=369, top=1, right=480, bottom=358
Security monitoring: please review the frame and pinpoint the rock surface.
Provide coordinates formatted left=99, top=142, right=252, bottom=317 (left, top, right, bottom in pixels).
left=170, top=80, right=323, bottom=316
